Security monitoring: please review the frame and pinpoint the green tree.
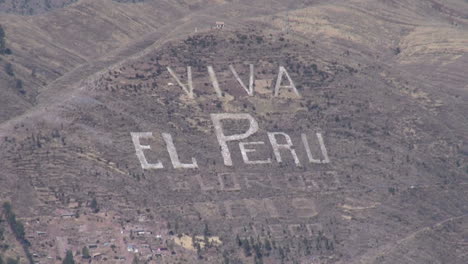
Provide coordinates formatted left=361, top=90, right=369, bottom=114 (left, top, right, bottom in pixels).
left=15, top=79, right=23, bottom=90
left=82, top=246, right=90, bottom=259
left=0, top=25, right=5, bottom=52
left=4, top=63, right=14, bottom=76
left=62, top=250, right=75, bottom=264
left=14, top=220, right=24, bottom=240
left=254, top=256, right=264, bottom=264
left=2, top=202, right=11, bottom=213
left=236, top=234, right=242, bottom=247
left=222, top=251, right=230, bottom=264
left=90, top=198, right=99, bottom=213
left=0, top=25, right=10, bottom=55
left=242, top=239, right=252, bottom=257
left=264, top=238, right=272, bottom=252
left=2, top=202, right=25, bottom=241
left=6, top=258, right=18, bottom=264
left=203, top=223, right=210, bottom=236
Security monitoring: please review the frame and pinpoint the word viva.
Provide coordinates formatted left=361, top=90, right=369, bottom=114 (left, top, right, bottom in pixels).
left=167, top=65, right=300, bottom=98
left=131, top=113, right=330, bottom=169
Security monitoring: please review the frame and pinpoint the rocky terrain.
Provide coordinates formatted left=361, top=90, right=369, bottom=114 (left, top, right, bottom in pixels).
left=0, top=0, right=467, bottom=263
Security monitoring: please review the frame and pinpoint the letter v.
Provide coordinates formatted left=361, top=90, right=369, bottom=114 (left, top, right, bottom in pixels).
left=167, top=66, right=194, bottom=99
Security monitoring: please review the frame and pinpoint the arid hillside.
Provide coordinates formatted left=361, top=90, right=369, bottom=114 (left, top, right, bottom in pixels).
left=0, top=0, right=467, bottom=264
left=0, top=0, right=313, bottom=123
left=0, top=0, right=78, bottom=15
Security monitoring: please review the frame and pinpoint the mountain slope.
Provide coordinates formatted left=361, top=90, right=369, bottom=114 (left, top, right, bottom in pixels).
left=0, top=0, right=467, bottom=263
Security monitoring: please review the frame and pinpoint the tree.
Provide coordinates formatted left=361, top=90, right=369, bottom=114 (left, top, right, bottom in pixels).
left=2, top=202, right=11, bottom=213
left=90, top=198, right=99, bottom=213
left=13, top=220, right=25, bottom=240
left=82, top=246, right=90, bottom=259
left=264, top=238, right=272, bottom=252
left=196, top=243, right=203, bottom=259
left=203, top=223, right=210, bottom=236
left=4, top=63, right=14, bottom=76
left=253, top=241, right=262, bottom=259
left=242, top=239, right=252, bottom=257
left=278, top=246, right=286, bottom=262
left=2, top=202, right=25, bottom=241
left=254, top=256, right=264, bottom=264
left=6, top=258, right=18, bottom=264
left=62, top=250, right=75, bottom=264
left=222, top=251, right=230, bottom=264
left=236, top=234, right=242, bottom=247
left=0, top=25, right=11, bottom=55
left=15, top=79, right=24, bottom=92
left=0, top=25, right=5, bottom=52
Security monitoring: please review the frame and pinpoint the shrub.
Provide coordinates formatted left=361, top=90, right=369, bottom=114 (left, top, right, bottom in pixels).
left=4, top=63, right=14, bottom=76
left=62, top=250, right=75, bottom=264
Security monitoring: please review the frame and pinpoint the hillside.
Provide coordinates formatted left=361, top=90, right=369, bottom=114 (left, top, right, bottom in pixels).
left=0, top=0, right=467, bottom=263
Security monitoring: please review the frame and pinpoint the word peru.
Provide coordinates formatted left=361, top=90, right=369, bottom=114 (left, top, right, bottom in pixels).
left=131, top=113, right=330, bottom=169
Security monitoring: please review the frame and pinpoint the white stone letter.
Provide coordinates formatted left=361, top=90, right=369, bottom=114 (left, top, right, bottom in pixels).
left=229, top=64, right=254, bottom=96
left=131, top=132, right=163, bottom=169
left=239, top=141, right=271, bottom=164
left=291, top=198, right=318, bottom=218
left=211, top=113, right=259, bottom=166
left=301, top=133, right=330, bottom=164
left=267, top=132, right=301, bottom=166
left=162, top=133, right=198, bottom=169
left=167, top=66, right=194, bottom=98
left=274, top=66, right=300, bottom=97
left=207, top=66, right=223, bottom=97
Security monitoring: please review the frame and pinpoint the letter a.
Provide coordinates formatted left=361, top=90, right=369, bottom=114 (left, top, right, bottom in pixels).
left=274, top=66, right=300, bottom=97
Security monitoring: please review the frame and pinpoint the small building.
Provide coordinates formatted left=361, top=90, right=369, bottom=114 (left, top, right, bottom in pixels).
left=67, top=202, right=80, bottom=209
left=60, top=213, right=75, bottom=219
left=135, top=230, right=152, bottom=236
left=92, top=253, right=103, bottom=260
left=127, top=245, right=138, bottom=253
left=215, top=21, right=225, bottom=29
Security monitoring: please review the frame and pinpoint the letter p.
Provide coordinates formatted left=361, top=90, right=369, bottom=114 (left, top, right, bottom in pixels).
left=211, top=113, right=259, bottom=166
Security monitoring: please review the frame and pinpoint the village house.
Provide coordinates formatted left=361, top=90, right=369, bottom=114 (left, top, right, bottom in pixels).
left=61, top=213, right=75, bottom=219
left=92, top=252, right=104, bottom=260
left=134, top=229, right=152, bottom=236
left=215, top=21, right=225, bottom=29
left=127, top=245, right=138, bottom=253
